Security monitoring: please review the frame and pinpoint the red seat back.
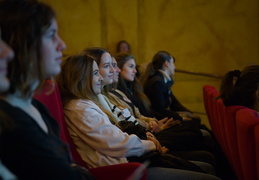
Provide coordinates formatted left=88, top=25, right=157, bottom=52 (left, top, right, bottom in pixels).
left=34, top=80, right=86, bottom=167
left=224, top=105, right=246, bottom=180
left=254, top=124, right=259, bottom=180
left=236, top=108, right=259, bottom=180
left=203, top=86, right=218, bottom=132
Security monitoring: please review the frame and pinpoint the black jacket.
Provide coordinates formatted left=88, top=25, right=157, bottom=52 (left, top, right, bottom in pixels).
left=144, top=71, right=191, bottom=119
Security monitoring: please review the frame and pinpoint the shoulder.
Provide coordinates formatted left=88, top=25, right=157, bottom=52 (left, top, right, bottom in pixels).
left=64, top=99, right=112, bottom=127
left=66, top=99, right=98, bottom=109
left=146, top=73, right=165, bottom=87
left=65, top=99, right=106, bottom=118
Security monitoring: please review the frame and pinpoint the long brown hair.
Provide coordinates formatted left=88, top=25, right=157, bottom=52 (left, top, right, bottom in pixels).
left=115, top=52, right=151, bottom=112
left=56, top=54, right=97, bottom=106
left=80, top=47, right=113, bottom=97
left=0, top=0, right=55, bottom=99
left=56, top=52, right=119, bottom=125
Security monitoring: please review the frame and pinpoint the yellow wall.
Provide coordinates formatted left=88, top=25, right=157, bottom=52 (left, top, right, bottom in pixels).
left=41, top=0, right=259, bottom=127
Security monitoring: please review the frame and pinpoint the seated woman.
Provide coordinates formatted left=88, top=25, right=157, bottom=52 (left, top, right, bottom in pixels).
left=56, top=51, right=221, bottom=180
left=142, top=51, right=195, bottom=119
left=0, top=0, right=94, bottom=179
left=0, top=24, right=16, bottom=180
left=218, top=65, right=259, bottom=110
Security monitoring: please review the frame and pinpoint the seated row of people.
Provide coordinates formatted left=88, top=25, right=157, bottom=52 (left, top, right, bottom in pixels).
left=0, top=1, right=219, bottom=179
left=2, top=0, right=255, bottom=179
left=56, top=47, right=223, bottom=179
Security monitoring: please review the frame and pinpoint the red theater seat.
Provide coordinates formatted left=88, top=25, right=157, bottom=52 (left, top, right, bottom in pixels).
left=34, top=80, right=147, bottom=180
left=236, top=108, right=259, bottom=180
left=224, top=105, right=245, bottom=180
left=254, top=124, right=259, bottom=180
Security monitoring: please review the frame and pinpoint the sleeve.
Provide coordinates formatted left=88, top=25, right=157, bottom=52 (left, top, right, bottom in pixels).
left=66, top=101, right=156, bottom=158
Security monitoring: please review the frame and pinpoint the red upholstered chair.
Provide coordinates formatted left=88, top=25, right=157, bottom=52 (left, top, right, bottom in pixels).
left=34, top=80, right=147, bottom=180
left=203, top=86, right=222, bottom=143
left=254, top=124, right=259, bottom=180
left=203, top=86, right=218, bottom=134
left=215, top=98, right=229, bottom=156
left=236, top=108, right=259, bottom=180
left=224, top=105, right=246, bottom=180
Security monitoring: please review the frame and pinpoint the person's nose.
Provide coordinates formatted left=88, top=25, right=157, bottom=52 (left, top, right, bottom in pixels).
left=0, top=40, right=14, bottom=61
left=110, top=64, right=115, bottom=73
left=57, top=35, right=66, bottom=52
left=99, top=73, right=103, bottom=81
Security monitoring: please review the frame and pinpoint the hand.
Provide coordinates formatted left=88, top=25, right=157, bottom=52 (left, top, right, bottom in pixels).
left=160, top=146, right=169, bottom=154
left=158, top=117, right=169, bottom=126
left=146, top=131, right=155, bottom=138
left=160, top=118, right=181, bottom=130
left=181, top=116, right=192, bottom=121
left=70, top=163, right=77, bottom=167
left=147, top=136, right=168, bottom=154
left=149, top=120, right=160, bottom=133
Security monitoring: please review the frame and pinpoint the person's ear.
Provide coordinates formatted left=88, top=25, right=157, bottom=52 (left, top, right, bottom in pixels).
left=164, top=60, right=169, bottom=68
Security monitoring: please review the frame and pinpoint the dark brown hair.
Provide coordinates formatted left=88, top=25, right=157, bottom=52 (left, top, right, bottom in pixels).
left=0, top=0, right=55, bottom=98
left=219, top=65, right=259, bottom=109
left=142, top=51, right=174, bottom=89
left=56, top=54, right=96, bottom=106
left=115, top=52, right=151, bottom=112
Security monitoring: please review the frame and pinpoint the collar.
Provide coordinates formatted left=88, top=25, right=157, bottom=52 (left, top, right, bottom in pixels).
left=158, top=69, right=171, bottom=83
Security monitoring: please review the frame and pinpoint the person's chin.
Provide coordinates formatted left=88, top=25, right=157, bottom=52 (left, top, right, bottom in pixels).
left=46, top=68, right=61, bottom=78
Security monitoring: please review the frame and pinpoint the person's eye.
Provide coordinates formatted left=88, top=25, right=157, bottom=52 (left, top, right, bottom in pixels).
left=45, top=30, right=57, bottom=39
left=104, top=64, right=110, bottom=68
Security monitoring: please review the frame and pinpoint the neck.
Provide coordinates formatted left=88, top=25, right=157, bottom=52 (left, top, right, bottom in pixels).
left=0, top=80, right=39, bottom=107
left=2, top=91, right=32, bottom=107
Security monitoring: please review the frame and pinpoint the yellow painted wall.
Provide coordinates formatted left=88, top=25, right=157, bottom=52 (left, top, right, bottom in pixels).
left=41, top=0, right=259, bottom=128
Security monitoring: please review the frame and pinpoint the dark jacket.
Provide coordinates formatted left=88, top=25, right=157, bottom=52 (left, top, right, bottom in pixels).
left=144, top=71, right=191, bottom=118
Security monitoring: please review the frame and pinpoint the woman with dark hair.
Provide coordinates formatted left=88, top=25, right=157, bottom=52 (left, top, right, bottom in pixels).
left=142, top=51, right=193, bottom=119
left=219, top=65, right=259, bottom=110
left=0, top=0, right=94, bottom=179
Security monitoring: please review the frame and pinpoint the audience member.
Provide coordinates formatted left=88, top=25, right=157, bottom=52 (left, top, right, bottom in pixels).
left=0, top=24, right=16, bottom=180
left=219, top=65, right=259, bottom=110
left=116, top=40, right=131, bottom=53
left=142, top=51, right=194, bottom=119
left=0, top=0, right=94, bottom=179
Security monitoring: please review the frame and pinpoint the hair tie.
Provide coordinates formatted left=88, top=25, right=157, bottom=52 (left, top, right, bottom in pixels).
left=232, top=70, right=241, bottom=78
